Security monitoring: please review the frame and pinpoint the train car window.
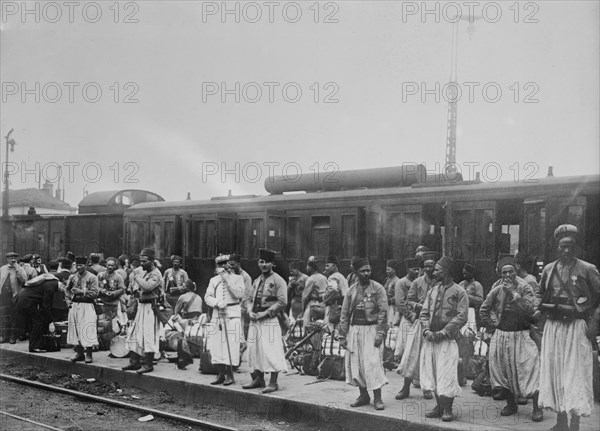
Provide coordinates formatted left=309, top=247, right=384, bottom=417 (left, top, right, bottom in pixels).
left=206, top=220, right=216, bottom=258
left=266, top=216, right=282, bottom=252
left=191, top=220, right=204, bottom=258
left=474, top=209, right=495, bottom=259
left=452, top=210, right=472, bottom=260
left=251, top=219, right=264, bottom=257
left=218, top=218, right=235, bottom=254
left=129, top=222, right=145, bottom=256
left=286, top=217, right=301, bottom=260
left=367, top=211, right=381, bottom=259
left=151, top=222, right=161, bottom=256
left=500, top=225, right=520, bottom=255
left=52, top=232, right=61, bottom=256
left=164, top=221, right=174, bottom=257
left=567, top=205, right=584, bottom=228
left=237, top=219, right=250, bottom=258
left=312, top=216, right=330, bottom=257
left=341, top=215, right=356, bottom=259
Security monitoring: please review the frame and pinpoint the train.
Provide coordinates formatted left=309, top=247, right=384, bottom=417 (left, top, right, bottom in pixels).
left=1, top=167, right=599, bottom=299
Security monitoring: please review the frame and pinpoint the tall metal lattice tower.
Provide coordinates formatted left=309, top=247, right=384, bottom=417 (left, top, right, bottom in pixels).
left=445, top=18, right=480, bottom=177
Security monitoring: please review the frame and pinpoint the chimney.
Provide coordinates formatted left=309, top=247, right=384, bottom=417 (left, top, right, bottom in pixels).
left=547, top=166, right=554, bottom=177
left=55, top=187, right=62, bottom=200
left=41, top=180, right=53, bottom=196
left=475, top=172, right=481, bottom=183
left=186, top=192, right=191, bottom=200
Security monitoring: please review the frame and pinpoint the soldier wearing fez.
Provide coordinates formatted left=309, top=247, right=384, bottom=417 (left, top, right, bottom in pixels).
left=243, top=249, right=288, bottom=393
left=204, top=254, right=245, bottom=386
left=420, top=255, right=468, bottom=422
left=122, top=248, right=164, bottom=374
left=66, top=256, right=99, bottom=363
left=338, top=257, right=389, bottom=410
left=537, top=225, right=600, bottom=431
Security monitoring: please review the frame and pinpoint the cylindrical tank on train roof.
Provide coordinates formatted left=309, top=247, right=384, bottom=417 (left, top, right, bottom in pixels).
left=264, top=164, right=427, bottom=194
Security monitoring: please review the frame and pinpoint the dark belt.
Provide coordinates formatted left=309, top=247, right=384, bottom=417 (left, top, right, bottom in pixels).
left=227, top=302, right=240, bottom=306
left=184, top=311, right=202, bottom=318
left=138, top=298, right=157, bottom=304
left=71, top=298, right=93, bottom=303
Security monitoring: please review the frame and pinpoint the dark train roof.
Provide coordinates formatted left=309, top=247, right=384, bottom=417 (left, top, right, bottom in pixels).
left=79, top=190, right=164, bottom=214
left=124, top=174, right=600, bottom=216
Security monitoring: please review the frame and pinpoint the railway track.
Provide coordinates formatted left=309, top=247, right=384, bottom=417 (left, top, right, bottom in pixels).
left=0, top=373, right=238, bottom=431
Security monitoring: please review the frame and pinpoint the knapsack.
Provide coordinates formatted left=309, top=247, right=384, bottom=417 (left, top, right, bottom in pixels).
left=317, top=334, right=345, bottom=380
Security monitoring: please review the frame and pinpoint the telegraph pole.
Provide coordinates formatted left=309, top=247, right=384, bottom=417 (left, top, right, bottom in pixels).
left=2, top=129, right=16, bottom=218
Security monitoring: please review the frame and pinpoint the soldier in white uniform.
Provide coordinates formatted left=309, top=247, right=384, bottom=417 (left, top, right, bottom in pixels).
left=204, top=254, right=245, bottom=385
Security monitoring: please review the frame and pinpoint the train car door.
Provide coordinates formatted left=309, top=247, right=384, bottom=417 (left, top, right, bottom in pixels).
left=448, top=200, right=496, bottom=287
left=265, top=210, right=284, bottom=253
left=365, top=206, right=384, bottom=280
left=383, top=204, right=423, bottom=268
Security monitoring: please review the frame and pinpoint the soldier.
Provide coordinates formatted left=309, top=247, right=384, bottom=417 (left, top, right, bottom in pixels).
left=0, top=252, right=27, bottom=344
left=393, top=258, right=421, bottom=382
left=287, top=262, right=308, bottom=320
left=174, top=279, right=203, bottom=320
left=536, top=225, right=600, bottom=431
left=323, top=255, right=349, bottom=332
left=383, top=259, right=402, bottom=327
left=420, top=256, right=468, bottom=422
left=204, top=254, right=245, bottom=386
left=122, top=248, right=164, bottom=374
left=395, top=253, right=438, bottom=400
left=66, top=256, right=99, bottom=363
left=302, top=256, right=327, bottom=329
left=480, top=256, right=543, bottom=422
left=228, top=253, right=253, bottom=341
left=15, top=272, right=64, bottom=352
left=243, top=249, right=287, bottom=394
left=338, top=258, right=388, bottom=410
left=20, top=254, right=37, bottom=280
left=88, top=253, right=106, bottom=275
left=97, top=257, right=127, bottom=326
left=164, top=255, right=189, bottom=309
left=458, top=263, right=484, bottom=332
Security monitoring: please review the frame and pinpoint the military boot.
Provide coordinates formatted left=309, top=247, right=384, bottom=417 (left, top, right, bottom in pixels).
left=84, top=347, right=93, bottom=364
left=425, top=394, right=443, bottom=418
left=136, top=353, right=154, bottom=374
left=122, top=352, right=141, bottom=371
left=531, top=391, right=543, bottom=422
left=71, top=345, right=85, bottom=362
left=441, top=396, right=455, bottom=422
left=373, top=388, right=384, bottom=410
left=223, top=367, right=235, bottom=386
left=395, top=378, right=411, bottom=400
left=350, top=386, right=370, bottom=407
left=211, top=365, right=226, bottom=385
left=500, top=391, right=518, bottom=416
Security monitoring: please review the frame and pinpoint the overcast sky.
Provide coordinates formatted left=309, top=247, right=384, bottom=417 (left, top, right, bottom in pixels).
left=1, top=0, right=598, bottom=207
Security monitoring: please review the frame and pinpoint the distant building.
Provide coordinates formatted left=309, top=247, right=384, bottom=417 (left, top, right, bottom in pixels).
left=1, top=181, right=76, bottom=215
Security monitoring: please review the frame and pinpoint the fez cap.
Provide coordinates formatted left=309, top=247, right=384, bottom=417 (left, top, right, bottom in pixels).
left=326, top=255, right=340, bottom=265
left=228, top=253, right=242, bottom=263
left=66, top=251, right=76, bottom=261
left=463, top=263, right=476, bottom=273
left=259, top=248, right=276, bottom=262
left=554, top=224, right=578, bottom=241
left=353, top=258, right=370, bottom=270
left=422, top=251, right=439, bottom=262
left=215, top=254, right=229, bottom=264
left=436, top=255, right=454, bottom=271
left=405, top=258, right=422, bottom=269
left=140, top=248, right=155, bottom=260
left=75, top=256, right=87, bottom=265
left=386, top=259, right=401, bottom=272
left=497, top=255, right=516, bottom=272
left=32, top=254, right=41, bottom=259
left=6, top=252, right=18, bottom=258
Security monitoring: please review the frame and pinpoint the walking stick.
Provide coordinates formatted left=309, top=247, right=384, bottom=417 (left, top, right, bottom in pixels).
left=221, top=312, right=235, bottom=383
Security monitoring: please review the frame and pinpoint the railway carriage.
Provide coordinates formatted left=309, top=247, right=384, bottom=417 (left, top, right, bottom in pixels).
left=122, top=168, right=600, bottom=298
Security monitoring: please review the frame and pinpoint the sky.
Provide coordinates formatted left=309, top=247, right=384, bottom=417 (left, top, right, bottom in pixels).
left=1, top=0, right=598, bottom=208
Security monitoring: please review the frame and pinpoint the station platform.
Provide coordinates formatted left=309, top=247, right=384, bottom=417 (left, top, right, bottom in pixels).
left=1, top=342, right=598, bottom=431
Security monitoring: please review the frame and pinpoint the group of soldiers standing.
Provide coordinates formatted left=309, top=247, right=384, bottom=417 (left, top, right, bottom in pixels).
left=1, top=222, right=598, bottom=430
